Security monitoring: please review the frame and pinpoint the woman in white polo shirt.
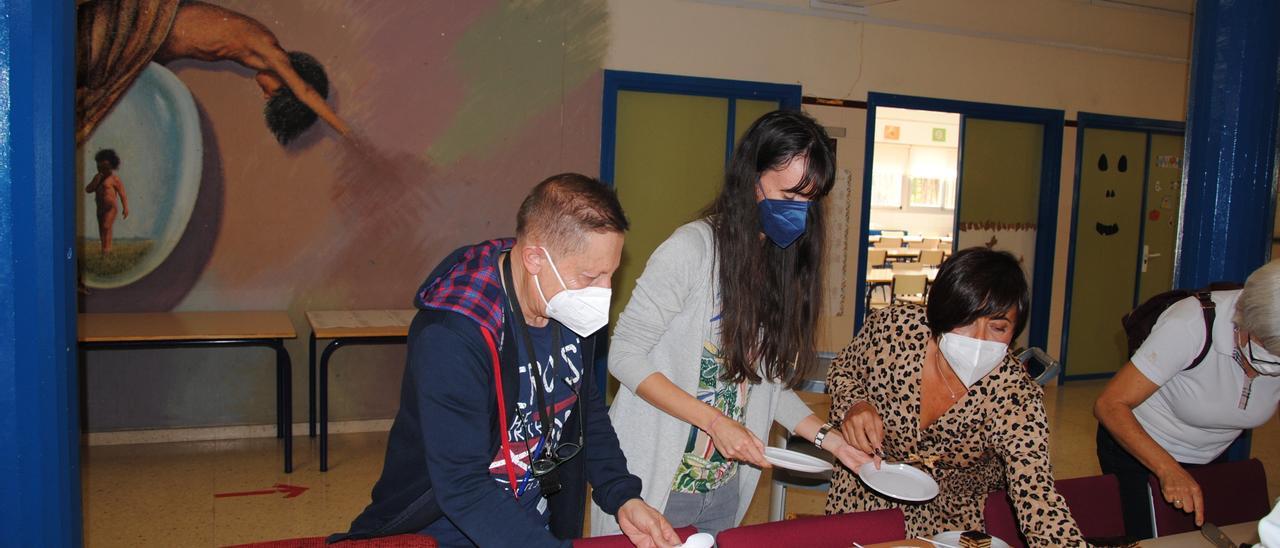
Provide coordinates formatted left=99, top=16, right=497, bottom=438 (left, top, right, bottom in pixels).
left=1095, top=260, right=1280, bottom=540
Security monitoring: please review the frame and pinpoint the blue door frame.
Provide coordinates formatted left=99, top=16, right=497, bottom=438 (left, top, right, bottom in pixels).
left=854, top=92, right=1065, bottom=353
left=0, top=0, right=81, bottom=544
left=1060, top=113, right=1184, bottom=382
left=597, top=70, right=801, bottom=393
left=600, top=69, right=802, bottom=184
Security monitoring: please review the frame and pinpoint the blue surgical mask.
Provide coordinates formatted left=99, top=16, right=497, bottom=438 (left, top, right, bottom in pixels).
left=757, top=193, right=811, bottom=248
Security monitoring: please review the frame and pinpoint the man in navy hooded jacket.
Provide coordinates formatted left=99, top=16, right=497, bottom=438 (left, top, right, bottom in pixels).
left=333, top=173, right=679, bottom=547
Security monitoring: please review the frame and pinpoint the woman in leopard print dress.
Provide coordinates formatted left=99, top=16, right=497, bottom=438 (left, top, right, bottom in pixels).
left=825, top=248, right=1084, bottom=546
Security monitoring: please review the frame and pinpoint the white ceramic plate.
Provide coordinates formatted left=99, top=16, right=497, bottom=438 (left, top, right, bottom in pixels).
left=764, top=447, right=833, bottom=473
left=856, top=462, right=940, bottom=501
left=930, top=531, right=1013, bottom=548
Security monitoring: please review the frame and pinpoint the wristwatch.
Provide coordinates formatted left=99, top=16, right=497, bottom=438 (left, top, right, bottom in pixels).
left=813, top=421, right=838, bottom=449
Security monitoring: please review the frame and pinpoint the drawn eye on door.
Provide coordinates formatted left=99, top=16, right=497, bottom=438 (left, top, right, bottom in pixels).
left=1098, top=153, right=1109, bottom=171
left=1118, top=155, right=1128, bottom=173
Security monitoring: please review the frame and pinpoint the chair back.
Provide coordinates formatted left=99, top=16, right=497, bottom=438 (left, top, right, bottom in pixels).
left=983, top=475, right=1126, bottom=547
left=891, top=261, right=922, bottom=274
left=982, top=490, right=1026, bottom=548
left=919, top=249, right=945, bottom=266
left=907, top=240, right=929, bottom=249
left=1056, top=474, right=1127, bottom=539
left=893, top=274, right=927, bottom=297
left=877, top=237, right=903, bottom=249
left=881, top=230, right=906, bottom=238
left=922, top=237, right=942, bottom=249
left=1149, top=458, right=1270, bottom=537
left=716, top=508, right=906, bottom=548
left=575, top=527, right=698, bottom=547
left=867, top=248, right=888, bottom=269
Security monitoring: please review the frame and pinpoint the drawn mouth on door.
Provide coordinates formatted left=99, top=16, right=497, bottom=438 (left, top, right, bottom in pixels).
left=1094, top=153, right=1126, bottom=237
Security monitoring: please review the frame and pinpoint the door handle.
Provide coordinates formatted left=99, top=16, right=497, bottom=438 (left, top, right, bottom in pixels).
left=1141, top=246, right=1162, bottom=273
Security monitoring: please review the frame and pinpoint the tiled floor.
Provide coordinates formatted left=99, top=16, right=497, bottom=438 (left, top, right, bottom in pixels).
left=81, top=379, right=1280, bottom=547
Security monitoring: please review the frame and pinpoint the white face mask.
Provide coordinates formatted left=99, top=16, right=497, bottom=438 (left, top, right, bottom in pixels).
left=532, top=247, right=611, bottom=337
left=1241, top=340, right=1280, bottom=376
left=938, top=332, right=1008, bottom=388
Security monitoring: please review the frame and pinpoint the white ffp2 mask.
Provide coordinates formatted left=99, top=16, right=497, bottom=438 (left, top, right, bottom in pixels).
left=532, top=247, right=611, bottom=337
left=938, top=333, right=1008, bottom=387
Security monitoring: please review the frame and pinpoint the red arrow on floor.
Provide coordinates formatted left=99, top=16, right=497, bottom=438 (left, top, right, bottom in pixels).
left=215, top=483, right=308, bottom=499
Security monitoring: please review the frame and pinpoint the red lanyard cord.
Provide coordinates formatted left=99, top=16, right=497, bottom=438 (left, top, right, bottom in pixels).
left=481, top=327, right=521, bottom=497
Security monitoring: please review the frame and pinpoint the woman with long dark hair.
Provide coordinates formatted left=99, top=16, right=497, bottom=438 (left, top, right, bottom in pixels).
left=589, top=110, right=873, bottom=538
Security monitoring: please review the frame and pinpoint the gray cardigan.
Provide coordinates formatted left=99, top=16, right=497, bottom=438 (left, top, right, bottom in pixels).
left=589, top=220, right=814, bottom=536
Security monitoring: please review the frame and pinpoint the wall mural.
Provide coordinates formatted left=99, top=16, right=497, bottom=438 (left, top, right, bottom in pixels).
left=75, top=0, right=610, bottom=313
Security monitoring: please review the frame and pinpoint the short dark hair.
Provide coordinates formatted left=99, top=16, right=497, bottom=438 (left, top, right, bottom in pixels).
left=264, top=51, right=330, bottom=145
left=94, top=149, right=120, bottom=169
left=516, top=173, right=628, bottom=253
left=926, top=247, right=1030, bottom=339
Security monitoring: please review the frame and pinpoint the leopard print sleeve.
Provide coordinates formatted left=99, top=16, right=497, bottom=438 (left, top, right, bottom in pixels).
left=826, top=307, right=886, bottom=423
left=988, top=373, right=1085, bottom=547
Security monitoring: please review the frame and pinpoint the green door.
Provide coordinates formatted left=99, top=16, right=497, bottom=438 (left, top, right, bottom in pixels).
left=610, top=92, right=781, bottom=331
left=1136, top=133, right=1185, bottom=303
left=956, top=118, right=1045, bottom=349
left=613, top=91, right=729, bottom=331
left=1065, top=129, right=1151, bottom=376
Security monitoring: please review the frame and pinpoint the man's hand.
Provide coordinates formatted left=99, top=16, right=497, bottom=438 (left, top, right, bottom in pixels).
left=616, top=498, right=680, bottom=548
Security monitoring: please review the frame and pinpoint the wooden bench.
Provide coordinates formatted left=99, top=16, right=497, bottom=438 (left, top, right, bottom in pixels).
left=77, top=311, right=298, bottom=473
left=305, top=309, right=415, bottom=471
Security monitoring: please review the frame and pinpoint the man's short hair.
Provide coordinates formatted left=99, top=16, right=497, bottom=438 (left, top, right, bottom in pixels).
left=516, top=173, right=628, bottom=253
left=264, top=51, right=329, bottom=145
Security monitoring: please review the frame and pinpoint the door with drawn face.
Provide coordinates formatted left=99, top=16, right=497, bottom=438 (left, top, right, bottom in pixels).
left=1064, top=127, right=1182, bottom=377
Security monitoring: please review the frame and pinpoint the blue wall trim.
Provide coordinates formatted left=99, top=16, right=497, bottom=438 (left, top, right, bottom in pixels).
left=853, top=92, right=1064, bottom=356
left=1059, top=113, right=1185, bottom=382
left=597, top=70, right=801, bottom=393
left=600, top=69, right=802, bottom=185
left=0, top=0, right=81, bottom=544
left=1075, top=112, right=1184, bottom=135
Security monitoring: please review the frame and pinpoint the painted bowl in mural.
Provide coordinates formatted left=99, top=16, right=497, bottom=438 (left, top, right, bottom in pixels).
left=80, top=62, right=202, bottom=289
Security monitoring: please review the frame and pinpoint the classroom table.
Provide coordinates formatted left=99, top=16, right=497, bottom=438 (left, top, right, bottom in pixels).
left=1142, top=521, right=1259, bottom=547
left=885, top=248, right=923, bottom=261
left=306, top=309, right=416, bottom=471
left=868, top=235, right=954, bottom=246
left=78, top=311, right=297, bottom=473
left=864, top=521, right=1261, bottom=548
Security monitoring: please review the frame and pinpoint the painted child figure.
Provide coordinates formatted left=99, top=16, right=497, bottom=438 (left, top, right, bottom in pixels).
left=85, top=149, right=129, bottom=256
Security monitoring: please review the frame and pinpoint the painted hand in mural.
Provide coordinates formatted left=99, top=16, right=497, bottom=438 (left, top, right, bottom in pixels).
left=152, top=1, right=351, bottom=144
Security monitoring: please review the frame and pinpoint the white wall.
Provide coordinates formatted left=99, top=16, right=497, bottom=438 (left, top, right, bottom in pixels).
left=870, top=209, right=953, bottom=237
left=608, top=0, right=1192, bottom=355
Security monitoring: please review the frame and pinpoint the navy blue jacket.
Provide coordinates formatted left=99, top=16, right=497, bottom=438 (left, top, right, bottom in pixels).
left=331, top=241, right=641, bottom=547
